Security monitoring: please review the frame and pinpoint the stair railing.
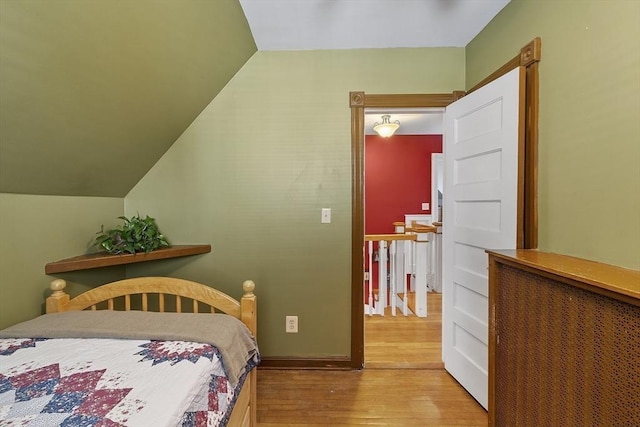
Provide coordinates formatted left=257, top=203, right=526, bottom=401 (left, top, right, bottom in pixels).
left=364, top=233, right=416, bottom=316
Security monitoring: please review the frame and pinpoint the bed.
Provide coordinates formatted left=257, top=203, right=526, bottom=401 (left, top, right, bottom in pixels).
left=0, top=277, right=259, bottom=427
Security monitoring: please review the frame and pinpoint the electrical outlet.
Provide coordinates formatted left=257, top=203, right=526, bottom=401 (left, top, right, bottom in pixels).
left=421, top=202, right=430, bottom=210
left=286, top=315, right=298, bottom=333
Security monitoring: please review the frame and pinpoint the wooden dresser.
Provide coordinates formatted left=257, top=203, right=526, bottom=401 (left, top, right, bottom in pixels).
left=487, top=250, right=640, bottom=426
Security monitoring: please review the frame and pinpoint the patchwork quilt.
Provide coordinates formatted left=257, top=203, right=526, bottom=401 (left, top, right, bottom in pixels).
left=0, top=337, right=258, bottom=426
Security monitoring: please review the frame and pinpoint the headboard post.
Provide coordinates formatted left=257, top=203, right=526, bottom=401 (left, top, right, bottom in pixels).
left=46, top=279, right=70, bottom=313
left=240, top=280, right=257, bottom=337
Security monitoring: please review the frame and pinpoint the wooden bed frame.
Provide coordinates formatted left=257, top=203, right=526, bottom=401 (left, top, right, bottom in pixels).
left=45, top=276, right=257, bottom=427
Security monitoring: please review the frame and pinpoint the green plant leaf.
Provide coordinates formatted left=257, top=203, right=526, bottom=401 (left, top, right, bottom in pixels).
left=92, top=214, right=170, bottom=255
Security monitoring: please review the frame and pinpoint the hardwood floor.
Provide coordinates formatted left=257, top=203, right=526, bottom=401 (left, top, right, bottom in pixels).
left=256, top=293, right=488, bottom=426
left=257, top=369, right=487, bottom=426
left=365, top=292, right=443, bottom=369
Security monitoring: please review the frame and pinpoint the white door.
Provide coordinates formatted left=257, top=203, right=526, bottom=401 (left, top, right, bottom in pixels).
left=442, top=67, right=524, bottom=409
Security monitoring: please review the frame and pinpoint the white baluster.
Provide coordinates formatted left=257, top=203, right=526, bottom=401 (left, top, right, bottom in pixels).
left=413, top=233, right=429, bottom=318
left=378, top=240, right=387, bottom=316
left=389, top=240, right=396, bottom=316
left=367, top=240, right=373, bottom=316
left=410, top=239, right=417, bottom=293
left=394, top=239, right=409, bottom=316
left=401, top=242, right=409, bottom=316
left=426, top=234, right=433, bottom=292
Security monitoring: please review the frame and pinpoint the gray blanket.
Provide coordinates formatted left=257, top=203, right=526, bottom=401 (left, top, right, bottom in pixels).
left=0, top=310, right=259, bottom=387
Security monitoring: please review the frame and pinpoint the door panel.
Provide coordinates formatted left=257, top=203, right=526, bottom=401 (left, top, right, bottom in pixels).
left=442, top=66, right=524, bottom=409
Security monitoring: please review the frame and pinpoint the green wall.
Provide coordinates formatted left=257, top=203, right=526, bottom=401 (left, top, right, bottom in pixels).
left=467, top=0, right=640, bottom=269
left=0, top=0, right=256, bottom=197
left=125, top=48, right=465, bottom=358
left=0, top=194, right=125, bottom=329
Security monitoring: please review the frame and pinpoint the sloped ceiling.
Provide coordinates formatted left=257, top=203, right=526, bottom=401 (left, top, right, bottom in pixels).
left=0, top=0, right=509, bottom=198
left=0, top=0, right=256, bottom=197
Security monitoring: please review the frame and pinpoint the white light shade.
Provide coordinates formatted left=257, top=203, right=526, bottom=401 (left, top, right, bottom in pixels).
left=373, top=115, right=400, bottom=138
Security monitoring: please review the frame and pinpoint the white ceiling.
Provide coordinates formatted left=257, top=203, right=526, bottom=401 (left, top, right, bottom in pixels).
left=239, top=0, right=510, bottom=51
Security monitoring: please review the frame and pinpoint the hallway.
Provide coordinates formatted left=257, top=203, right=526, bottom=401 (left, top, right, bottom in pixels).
left=365, top=292, right=443, bottom=369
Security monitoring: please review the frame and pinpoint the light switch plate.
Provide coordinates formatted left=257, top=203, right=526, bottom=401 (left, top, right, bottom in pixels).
left=422, top=202, right=430, bottom=210
left=321, top=208, right=331, bottom=223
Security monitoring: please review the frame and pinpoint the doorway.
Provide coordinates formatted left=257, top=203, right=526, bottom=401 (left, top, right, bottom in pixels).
left=363, top=108, right=444, bottom=368
left=349, top=38, right=541, bottom=371
left=350, top=93, right=462, bottom=370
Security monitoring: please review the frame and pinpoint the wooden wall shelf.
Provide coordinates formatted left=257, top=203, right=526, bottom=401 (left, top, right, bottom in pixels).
left=45, top=245, right=211, bottom=274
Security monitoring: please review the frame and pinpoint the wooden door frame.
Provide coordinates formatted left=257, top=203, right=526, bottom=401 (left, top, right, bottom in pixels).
left=349, top=37, right=541, bottom=369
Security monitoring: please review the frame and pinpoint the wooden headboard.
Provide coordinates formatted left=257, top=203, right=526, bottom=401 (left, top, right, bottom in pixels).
left=45, top=277, right=257, bottom=337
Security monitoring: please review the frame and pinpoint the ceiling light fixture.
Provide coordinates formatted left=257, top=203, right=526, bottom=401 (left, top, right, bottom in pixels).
left=373, top=115, right=400, bottom=138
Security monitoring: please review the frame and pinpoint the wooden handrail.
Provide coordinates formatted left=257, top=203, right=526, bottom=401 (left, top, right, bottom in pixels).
left=406, top=221, right=437, bottom=233
left=406, top=225, right=437, bottom=233
left=365, top=234, right=417, bottom=241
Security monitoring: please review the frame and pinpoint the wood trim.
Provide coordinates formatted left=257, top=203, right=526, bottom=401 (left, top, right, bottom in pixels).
left=350, top=92, right=365, bottom=369
left=45, top=244, right=211, bottom=274
left=468, top=56, right=520, bottom=95
left=258, top=356, right=352, bottom=370
left=350, top=91, right=365, bottom=107
left=521, top=37, right=541, bottom=248
left=523, top=60, right=540, bottom=248
left=468, top=37, right=541, bottom=95
left=363, top=93, right=457, bottom=108
left=452, top=90, right=467, bottom=101
left=349, top=38, right=541, bottom=370
left=520, top=37, right=542, bottom=66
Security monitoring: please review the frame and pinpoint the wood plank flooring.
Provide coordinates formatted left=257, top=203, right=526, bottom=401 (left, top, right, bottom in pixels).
left=257, top=369, right=487, bottom=426
left=365, top=292, right=443, bottom=369
left=257, top=292, right=488, bottom=426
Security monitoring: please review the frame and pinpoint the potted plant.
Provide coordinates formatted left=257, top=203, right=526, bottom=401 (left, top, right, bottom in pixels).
left=94, top=214, right=170, bottom=255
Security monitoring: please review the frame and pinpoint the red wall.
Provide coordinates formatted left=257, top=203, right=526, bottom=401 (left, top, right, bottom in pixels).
left=365, top=134, right=442, bottom=234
